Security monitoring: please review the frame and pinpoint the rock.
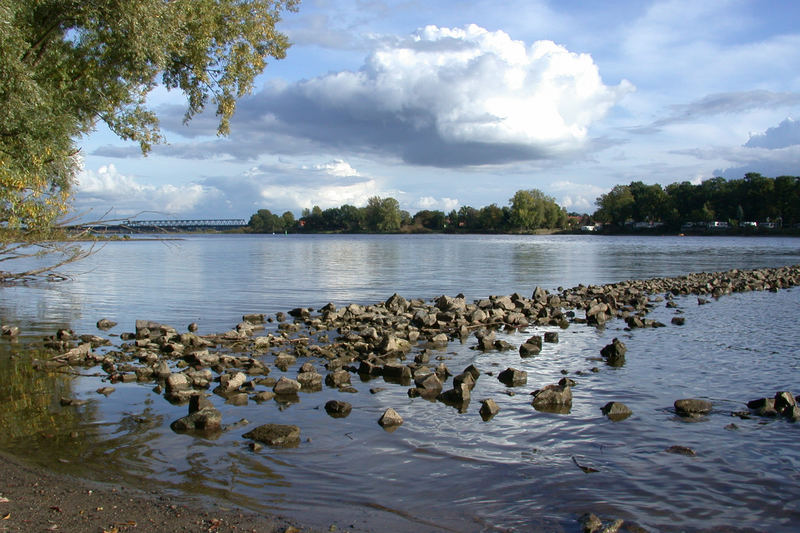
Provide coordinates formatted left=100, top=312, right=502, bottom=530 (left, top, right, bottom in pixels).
left=188, top=322, right=199, bottom=332
left=243, top=424, right=301, bottom=447
left=674, top=398, right=712, bottom=417
left=438, top=383, right=471, bottom=407
left=378, top=408, right=403, bottom=428
left=579, top=513, right=603, bottom=533
left=453, top=372, right=476, bottom=391
left=382, top=362, right=412, bottom=381
left=665, top=445, right=696, bottom=456
left=324, top=400, right=352, bottom=418
left=544, top=331, right=559, bottom=343
left=296, top=371, right=323, bottom=390
left=1, top=325, right=20, bottom=337
left=601, top=401, right=632, bottom=421
left=671, top=316, right=686, bottom=326
left=774, top=391, right=796, bottom=414
left=96, top=387, right=115, bottom=396
left=96, top=318, right=117, bottom=330
left=479, top=399, right=500, bottom=421
left=273, top=376, right=302, bottom=395
left=498, top=367, right=527, bottom=387
left=600, top=338, right=626, bottom=366
left=166, top=372, right=192, bottom=392
left=325, top=370, right=351, bottom=388
left=531, top=383, right=572, bottom=412
left=253, top=390, right=275, bottom=402
left=217, top=371, right=247, bottom=393
left=463, top=364, right=480, bottom=380
left=519, top=342, right=541, bottom=357
left=243, top=313, right=265, bottom=324
left=171, top=397, right=221, bottom=432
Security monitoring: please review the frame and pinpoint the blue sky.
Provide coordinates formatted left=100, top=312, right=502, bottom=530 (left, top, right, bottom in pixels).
left=75, top=0, right=800, bottom=221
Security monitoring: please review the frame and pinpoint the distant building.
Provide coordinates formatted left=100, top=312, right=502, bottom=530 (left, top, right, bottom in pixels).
left=707, top=221, right=728, bottom=228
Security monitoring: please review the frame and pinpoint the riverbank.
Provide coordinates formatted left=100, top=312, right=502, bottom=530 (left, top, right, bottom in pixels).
left=0, top=449, right=307, bottom=533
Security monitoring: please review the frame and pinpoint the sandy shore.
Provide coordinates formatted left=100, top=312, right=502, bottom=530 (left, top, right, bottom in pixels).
left=0, top=450, right=310, bottom=533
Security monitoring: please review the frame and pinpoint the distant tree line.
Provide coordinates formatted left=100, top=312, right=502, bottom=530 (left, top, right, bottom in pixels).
left=248, top=173, right=799, bottom=235
left=594, top=173, right=800, bottom=230
left=247, top=189, right=568, bottom=233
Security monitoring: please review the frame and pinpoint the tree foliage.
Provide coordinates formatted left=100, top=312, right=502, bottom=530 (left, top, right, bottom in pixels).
left=1, top=0, right=297, bottom=235
left=595, top=174, right=800, bottom=230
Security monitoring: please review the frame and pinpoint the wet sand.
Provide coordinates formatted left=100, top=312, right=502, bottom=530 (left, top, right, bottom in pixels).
left=0, top=450, right=310, bottom=533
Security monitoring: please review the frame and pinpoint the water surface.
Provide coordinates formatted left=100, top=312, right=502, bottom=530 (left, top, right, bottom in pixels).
left=2, top=234, right=799, bottom=532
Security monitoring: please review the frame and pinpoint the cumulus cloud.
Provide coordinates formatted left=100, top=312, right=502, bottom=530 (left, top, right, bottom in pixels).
left=414, top=196, right=459, bottom=212
left=549, top=181, right=608, bottom=212
left=158, top=24, right=632, bottom=167
left=745, top=117, right=800, bottom=149
left=76, top=164, right=219, bottom=217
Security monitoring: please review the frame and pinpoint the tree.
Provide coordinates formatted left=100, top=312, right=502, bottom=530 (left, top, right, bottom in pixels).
left=364, top=197, right=401, bottom=232
left=1, top=0, right=298, bottom=280
left=508, top=189, right=563, bottom=230
left=595, top=185, right=635, bottom=226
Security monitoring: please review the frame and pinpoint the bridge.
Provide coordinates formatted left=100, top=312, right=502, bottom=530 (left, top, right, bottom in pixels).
left=82, top=219, right=248, bottom=233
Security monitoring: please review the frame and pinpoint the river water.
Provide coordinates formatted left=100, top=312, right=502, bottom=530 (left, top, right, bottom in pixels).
left=1, top=234, right=800, bottom=532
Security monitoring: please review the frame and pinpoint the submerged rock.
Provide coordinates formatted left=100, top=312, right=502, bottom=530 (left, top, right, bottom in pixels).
left=600, top=338, right=627, bottom=366
left=674, top=398, right=713, bottom=417
left=243, top=424, right=301, bottom=447
left=601, top=401, right=632, bottom=421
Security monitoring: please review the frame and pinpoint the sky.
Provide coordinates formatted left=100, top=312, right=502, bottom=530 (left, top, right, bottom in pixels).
left=74, top=0, right=800, bottom=221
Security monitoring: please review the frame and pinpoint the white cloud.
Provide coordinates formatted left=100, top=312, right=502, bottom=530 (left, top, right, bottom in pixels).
left=549, top=180, right=609, bottom=212
left=162, top=24, right=633, bottom=167
left=745, top=117, right=800, bottom=149
left=76, top=164, right=217, bottom=217
left=414, top=196, right=460, bottom=213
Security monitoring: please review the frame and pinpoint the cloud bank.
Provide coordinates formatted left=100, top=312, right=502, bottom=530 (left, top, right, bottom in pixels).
left=157, top=24, right=633, bottom=167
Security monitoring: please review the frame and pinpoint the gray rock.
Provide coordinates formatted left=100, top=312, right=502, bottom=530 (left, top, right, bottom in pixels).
left=601, top=401, right=632, bottom=421
left=674, top=398, right=712, bottom=417
left=273, top=376, right=301, bottom=395
left=243, top=424, right=301, bottom=447
left=600, top=338, right=626, bottom=366
left=324, top=400, right=352, bottom=418
left=96, top=318, right=117, bottom=330
left=218, top=371, right=247, bottom=393
left=498, top=367, right=527, bottom=387
left=532, top=383, right=572, bottom=411
left=378, top=407, right=403, bottom=428
left=544, top=331, right=559, bottom=343
left=479, top=399, right=500, bottom=421
left=325, top=369, right=352, bottom=387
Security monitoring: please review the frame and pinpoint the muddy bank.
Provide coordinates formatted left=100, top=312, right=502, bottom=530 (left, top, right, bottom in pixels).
left=0, top=449, right=306, bottom=532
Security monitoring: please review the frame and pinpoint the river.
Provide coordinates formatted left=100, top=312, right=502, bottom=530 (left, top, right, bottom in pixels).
left=1, top=234, right=799, bottom=532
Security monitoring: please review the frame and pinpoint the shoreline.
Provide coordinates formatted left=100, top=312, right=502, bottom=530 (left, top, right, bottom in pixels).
left=0, top=448, right=308, bottom=533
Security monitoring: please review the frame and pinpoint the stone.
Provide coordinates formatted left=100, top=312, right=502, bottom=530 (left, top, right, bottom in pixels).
left=382, top=362, right=412, bottom=381
left=774, top=391, right=796, bottom=414
left=96, top=318, right=117, bottom=330
left=324, top=400, right=352, bottom=418
left=531, top=383, right=572, bottom=412
left=325, top=370, right=351, bottom=388
left=671, top=316, right=686, bottom=326
left=463, top=364, right=480, bottom=380
left=674, top=398, right=712, bottom=417
left=218, top=371, right=247, bottom=393
left=544, top=331, right=559, bottom=343
left=665, top=445, right=696, bottom=456
left=296, top=371, right=323, bottom=390
left=171, top=398, right=221, bottom=432
left=479, top=399, right=500, bottom=420
left=453, top=372, right=476, bottom=391
left=253, top=390, right=276, bottom=402
left=438, top=383, right=471, bottom=406
left=273, top=376, right=302, bottom=395
left=166, top=372, right=192, bottom=392
left=601, top=401, right=632, bottom=421
left=579, top=513, right=603, bottom=533
left=378, top=408, right=403, bottom=428
left=519, top=342, right=541, bottom=357
left=498, top=367, right=527, bottom=387
left=600, top=338, right=627, bottom=366
left=243, top=424, right=301, bottom=447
